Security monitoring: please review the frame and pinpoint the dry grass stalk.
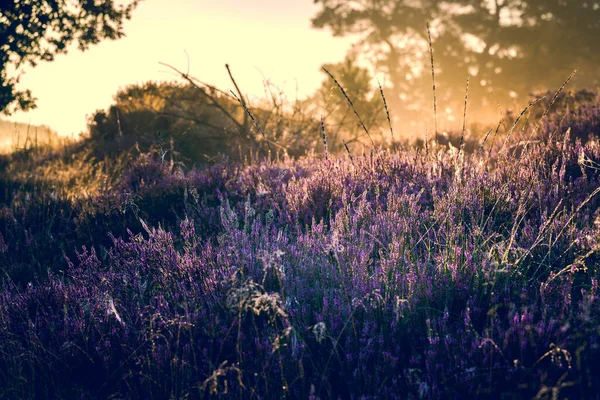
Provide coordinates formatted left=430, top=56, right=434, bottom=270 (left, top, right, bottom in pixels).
left=487, top=116, right=505, bottom=160
left=544, top=70, right=577, bottom=120
left=427, top=23, right=438, bottom=143
left=230, top=90, right=272, bottom=153
left=479, top=128, right=493, bottom=151
left=499, top=96, right=546, bottom=154
left=459, top=74, right=470, bottom=154
left=322, top=66, right=375, bottom=149
left=513, top=68, right=575, bottom=155
left=343, top=139, right=354, bottom=165
left=377, top=79, right=394, bottom=145
left=539, top=69, right=577, bottom=143
left=321, top=116, right=328, bottom=159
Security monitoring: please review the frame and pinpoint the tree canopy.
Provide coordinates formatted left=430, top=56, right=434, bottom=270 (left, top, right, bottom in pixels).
left=312, top=0, right=600, bottom=132
left=0, top=0, right=140, bottom=115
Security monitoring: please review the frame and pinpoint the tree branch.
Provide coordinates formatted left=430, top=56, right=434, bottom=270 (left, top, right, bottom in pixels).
left=226, top=64, right=249, bottom=132
left=159, top=61, right=246, bottom=135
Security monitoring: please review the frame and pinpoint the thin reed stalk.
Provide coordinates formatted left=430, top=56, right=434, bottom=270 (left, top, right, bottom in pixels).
left=543, top=69, right=577, bottom=121
left=530, top=69, right=577, bottom=143
left=320, top=116, right=328, bottom=159
left=427, top=23, right=438, bottom=143
left=322, top=67, right=375, bottom=148
left=459, top=74, right=470, bottom=154
left=377, top=79, right=394, bottom=145
left=487, top=116, right=505, bottom=160
left=499, top=96, right=546, bottom=154
left=343, top=139, right=354, bottom=165
left=230, top=90, right=272, bottom=153
left=479, top=128, right=493, bottom=151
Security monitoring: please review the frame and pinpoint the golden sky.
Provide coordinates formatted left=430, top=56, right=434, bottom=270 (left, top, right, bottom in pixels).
left=7, top=0, right=357, bottom=137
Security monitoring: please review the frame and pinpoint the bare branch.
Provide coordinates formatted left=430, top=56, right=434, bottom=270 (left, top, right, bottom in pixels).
left=158, top=61, right=245, bottom=134
left=226, top=64, right=249, bottom=132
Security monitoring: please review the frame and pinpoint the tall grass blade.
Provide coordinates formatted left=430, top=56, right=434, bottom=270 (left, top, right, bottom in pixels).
left=377, top=79, right=394, bottom=145
left=499, top=96, right=546, bottom=154
left=459, top=74, right=470, bottom=154
left=322, top=67, right=375, bottom=149
left=427, top=22, right=438, bottom=143
left=230, top=90, right=272, bottom=153
left=542, top=69, right=577, bottom=143
left=321, top=116, right=328, bottom=159
left=479, top=128, right=493, bottom=151
left=487, top=116, right=505, bottom=160
left=343, top=139, right=354, bottom=165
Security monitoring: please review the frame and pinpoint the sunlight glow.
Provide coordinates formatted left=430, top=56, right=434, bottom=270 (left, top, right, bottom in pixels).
left=6, top=0, right=356, bottom=137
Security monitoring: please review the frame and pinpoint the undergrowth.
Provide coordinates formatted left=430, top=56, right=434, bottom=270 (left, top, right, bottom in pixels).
left=1, top=68, right=600, bottom=398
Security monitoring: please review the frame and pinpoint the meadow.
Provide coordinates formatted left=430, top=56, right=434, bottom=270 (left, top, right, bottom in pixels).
left=1, top=83, right=600, bottom=399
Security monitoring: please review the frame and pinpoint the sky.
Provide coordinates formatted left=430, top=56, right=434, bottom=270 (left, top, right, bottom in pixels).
left=7, top=0, right=357, bottom=137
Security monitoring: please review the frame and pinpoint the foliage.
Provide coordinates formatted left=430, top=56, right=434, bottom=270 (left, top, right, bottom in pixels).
left=0, top=0, right=140, bottom=114
left=86, top=80, right=245, bottom=163
left=312, top=0, right=600, bottom=130
left=86, top=79, right=325, bottom=166
left=1, top=98, right=600, bottom=397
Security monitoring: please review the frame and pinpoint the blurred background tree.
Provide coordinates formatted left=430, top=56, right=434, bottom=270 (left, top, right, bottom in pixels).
left=312, top=0, right=600, bottom=137
left=303, top=57, right=390, bottom=152
left=0, top=0, right=140, bottom=115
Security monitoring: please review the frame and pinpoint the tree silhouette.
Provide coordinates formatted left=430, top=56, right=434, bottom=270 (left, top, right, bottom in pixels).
left=86, top=81, right=244, bottom=162
left=312, top=0, right=600, bottom=133
left=0, top=0, right=140, bottom=115
left=86, top=78, right=321, bottom=165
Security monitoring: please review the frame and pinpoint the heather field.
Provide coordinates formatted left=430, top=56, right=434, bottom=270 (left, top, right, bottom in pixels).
left=1, top=94, right=600, bottom=399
